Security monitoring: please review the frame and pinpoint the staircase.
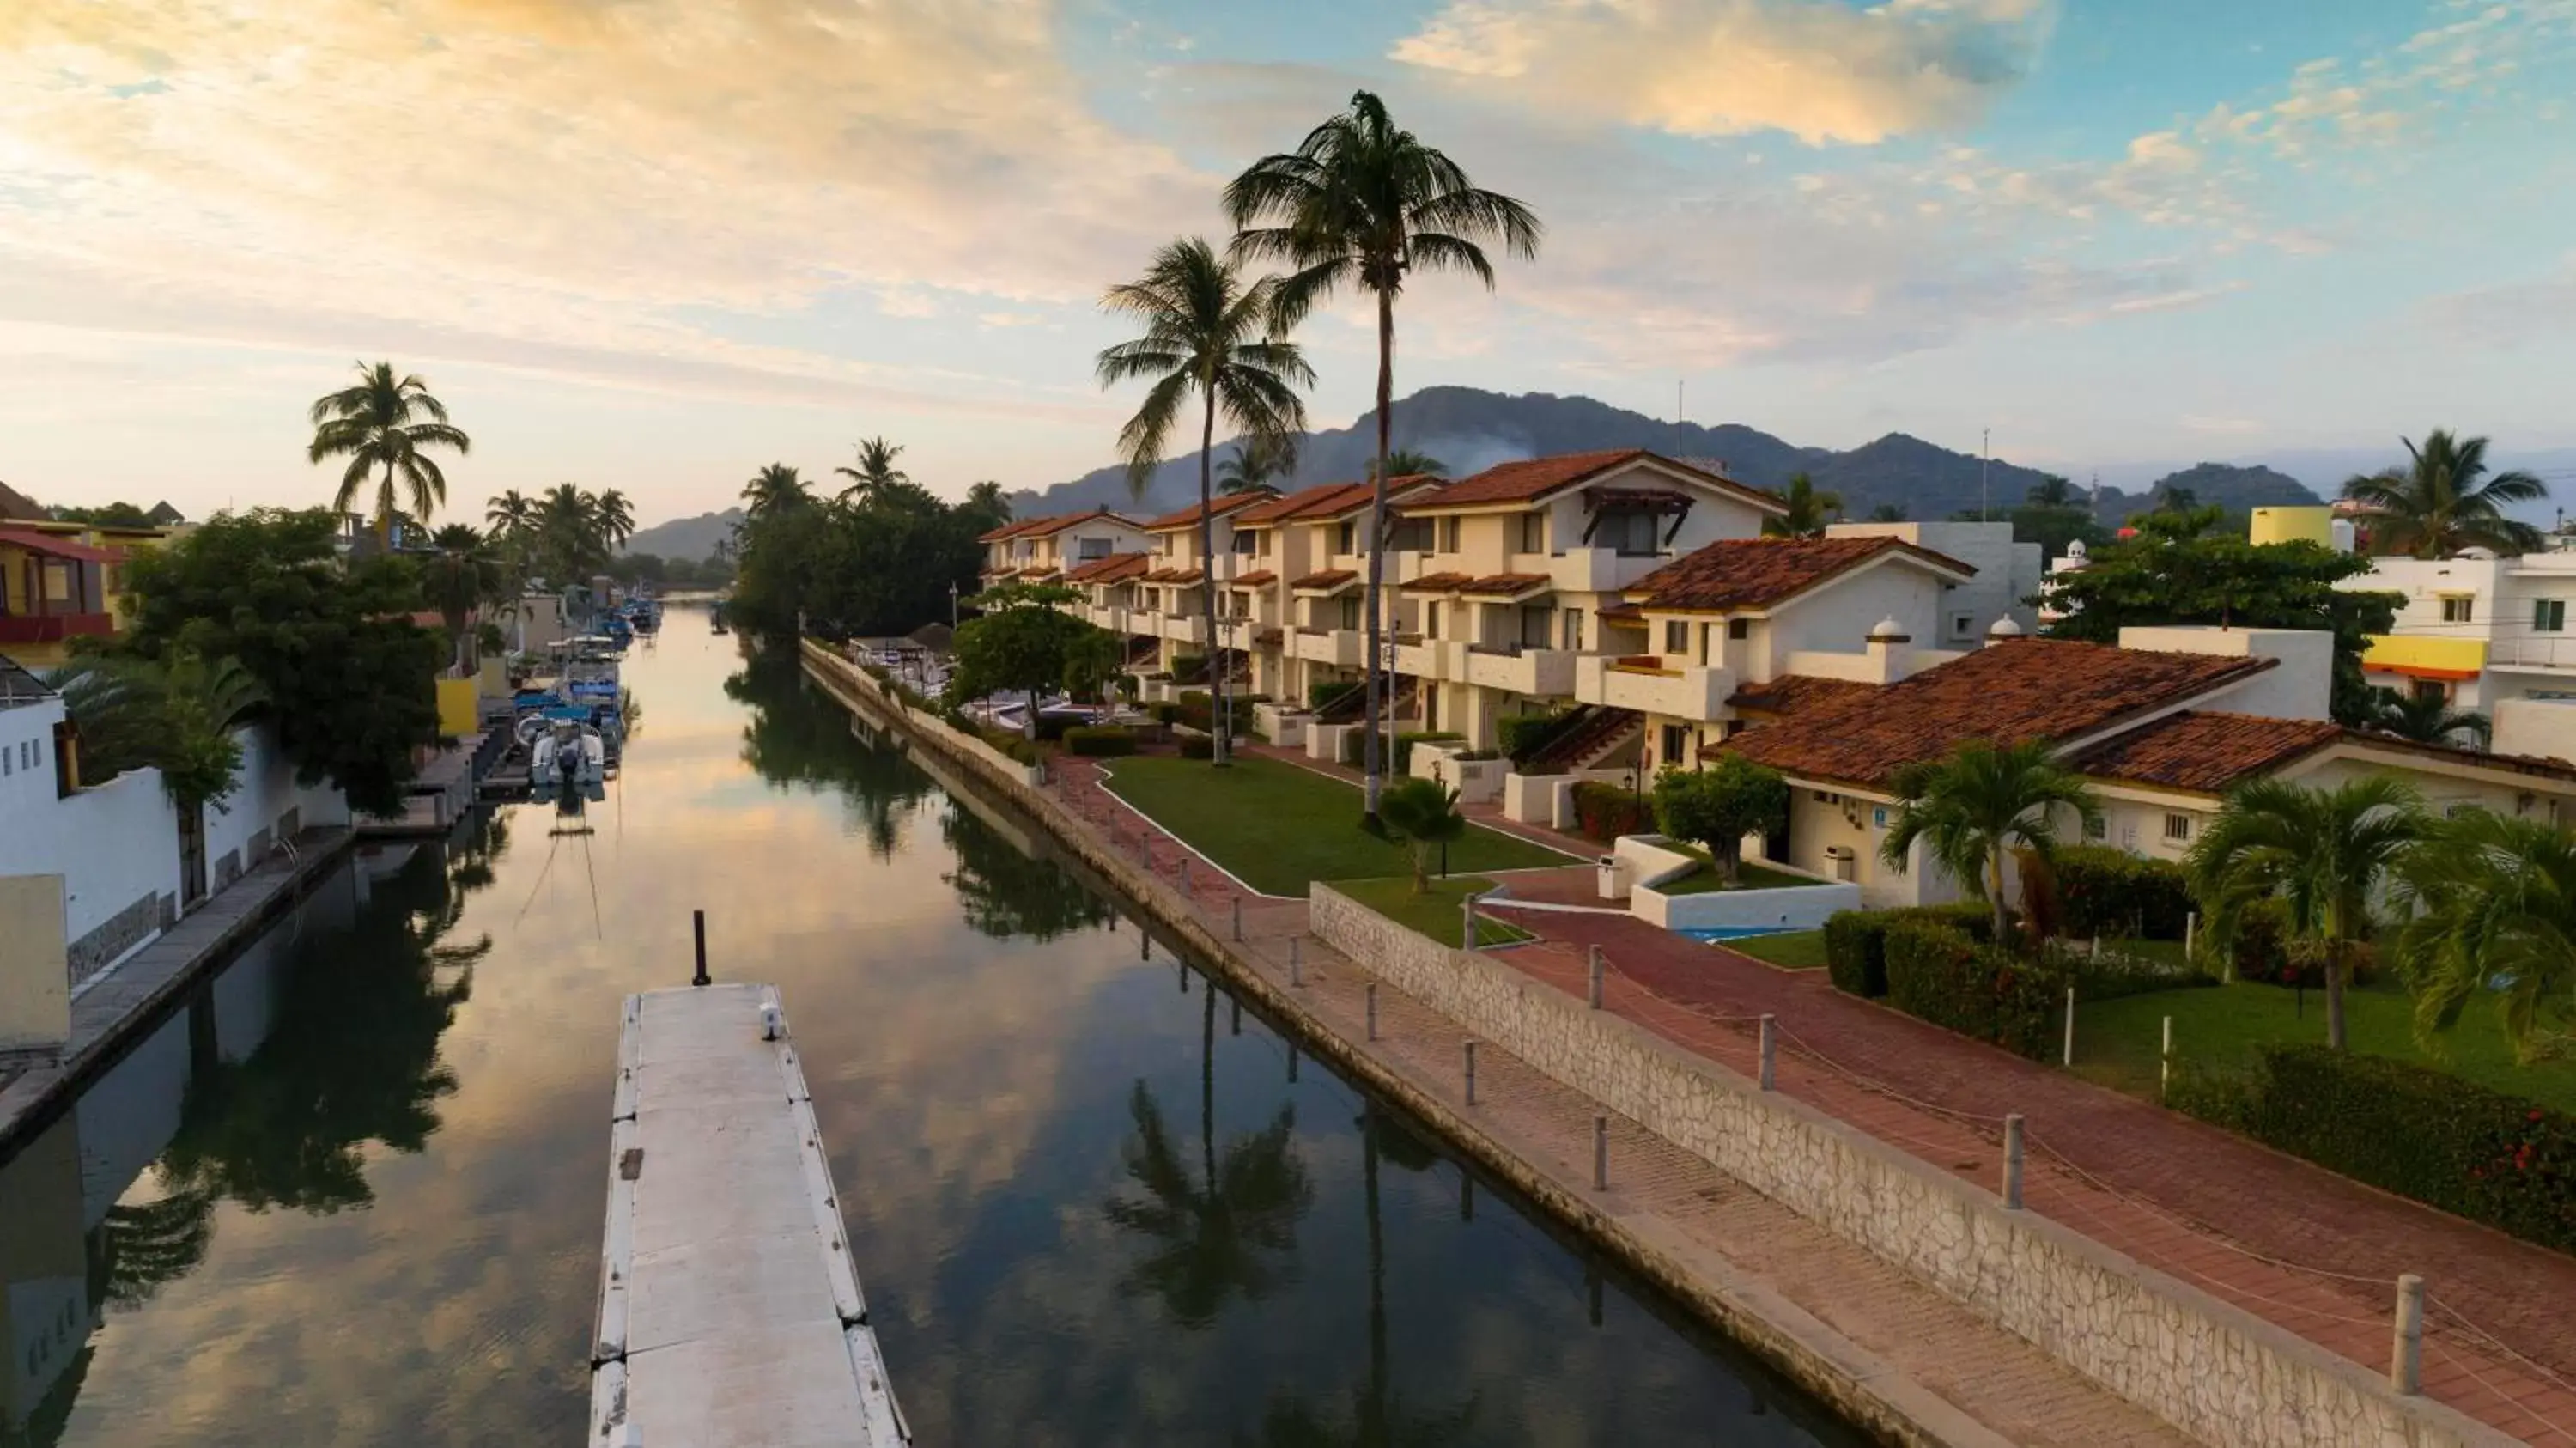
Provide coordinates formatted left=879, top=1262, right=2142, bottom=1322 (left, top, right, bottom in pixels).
left=1312, top=674, right=1417, bottom=725
left=1521, top=705, right=1643, bottom=774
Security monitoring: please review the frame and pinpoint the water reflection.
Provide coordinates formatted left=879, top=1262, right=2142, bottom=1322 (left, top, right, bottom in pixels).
left=728, top=654, right=933, bottom=858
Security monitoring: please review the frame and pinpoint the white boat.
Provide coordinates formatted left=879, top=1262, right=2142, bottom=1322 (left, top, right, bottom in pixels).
left=531, top=714, right=608, bottom=798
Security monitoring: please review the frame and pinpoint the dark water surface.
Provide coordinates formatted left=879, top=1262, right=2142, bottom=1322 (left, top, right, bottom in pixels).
left=0, top=619, right=1867, bottom=1447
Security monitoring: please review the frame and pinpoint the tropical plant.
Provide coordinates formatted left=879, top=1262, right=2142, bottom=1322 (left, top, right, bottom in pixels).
left=49, top=651, right=270, bottom=812
left=1762, top=472, right=1843, bottom=538
left=2343, top=429, right=2546, bottom=558
left=422, top=524, right=506, bottom=672
left=2395, top=809, right=2576, bottom=1063
left=1097, top=235, right=1313, bottom=767
left=482, top=490, right=538, bottom=648
left=1378, top=776, right=1467, bottom=893
left=1062, top=624, right=1127, bottom=703
left=1652, top=756, right=1789, bottom=884
left=2366, top=688, right=2492, bottom=748
left=1375, top=447, right=1448, bottom=481
left=1866, top=502, right=1908, bottom=523
left=2187, top=776, right=2427, bottom=1050
left=1880, top=738, right=2102, bottom=946
left=963, top=479, right=1012, bottom=533
left=834, top=436, right=910, bottom=505
left=947, top=582, right=1093, bottom=737
left=1227, top=88, right=1540, bottom=819
left=2154, top=484, right=2200, bottom=514
left=739, top=462, right=814, bottom=523
left=1215, top=433, right=1297, bottom=496
left=537, top=483, right=610, bottom=586
left=306, top=361, right=471, bottom=541
left=593, top=488, right=635, bottom=551
left=2026, top=474, right=2078, bottom=508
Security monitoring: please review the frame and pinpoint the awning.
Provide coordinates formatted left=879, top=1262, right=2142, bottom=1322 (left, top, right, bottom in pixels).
left=0, top=528, right=119, bottom=563
left=2366, top=663, right=2482, bottom=683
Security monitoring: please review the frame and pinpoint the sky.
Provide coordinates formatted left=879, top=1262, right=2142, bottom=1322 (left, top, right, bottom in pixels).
left=3, top=0, right=2574, bottom=527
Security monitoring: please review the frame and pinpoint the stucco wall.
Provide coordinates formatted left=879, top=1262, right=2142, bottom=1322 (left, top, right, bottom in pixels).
left=0, top=757, right=181, bottom=976
left=1310, top=883, right=2506, bottom=1448
left=801, top=644, right=1044, bottom=787
left=1760, top=568, right=1949, bottom=681
left=203, top=725, right=350, bottom=886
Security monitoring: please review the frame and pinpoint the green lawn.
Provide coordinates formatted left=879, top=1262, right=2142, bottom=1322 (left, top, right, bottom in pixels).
left=2074, top=977, right=2576, bottom=1115
left=1724, top=929, right=1829, bottom=969
left=1100, top=755, right=1574, bottom=897
left=1655, top=860, right=1828, bottom=895
left=1336, top=876, right=1536, bottom=947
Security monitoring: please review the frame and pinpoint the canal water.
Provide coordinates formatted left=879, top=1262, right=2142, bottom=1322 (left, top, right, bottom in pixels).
left=0, top=618, right=1866, bottom=1447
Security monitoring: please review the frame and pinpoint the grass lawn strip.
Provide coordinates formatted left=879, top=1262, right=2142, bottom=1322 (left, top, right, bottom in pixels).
left=1723, top=929, right=1828, bottom=969
left=1100, top=755, right=1574, bottom=898
left=1337, top=876, right=1534, bottom=947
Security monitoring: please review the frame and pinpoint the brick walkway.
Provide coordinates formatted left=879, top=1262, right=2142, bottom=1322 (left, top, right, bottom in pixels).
left=1042, top=751, right=2576, bottom=1444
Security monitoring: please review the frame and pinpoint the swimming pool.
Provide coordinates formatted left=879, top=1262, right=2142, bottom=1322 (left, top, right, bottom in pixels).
left=1676, top=925, right=1791, bottom=943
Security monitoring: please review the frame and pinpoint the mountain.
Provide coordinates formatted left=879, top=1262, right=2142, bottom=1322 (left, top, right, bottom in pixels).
left=2089, top=463, right=2321, bottom=522
left=623, top=507, right=744, bottom=562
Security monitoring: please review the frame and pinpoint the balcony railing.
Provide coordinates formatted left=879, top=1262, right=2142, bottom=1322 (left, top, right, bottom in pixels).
left=1575, top=655, right=1731, bottom=720
left=0, top=612, right=112, bottom=645
left=2488, top=636, right=2576, bottom=670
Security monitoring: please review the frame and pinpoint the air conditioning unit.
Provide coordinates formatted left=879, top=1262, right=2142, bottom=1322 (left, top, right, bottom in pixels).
left=1823, top=845, right=1855, bottom=861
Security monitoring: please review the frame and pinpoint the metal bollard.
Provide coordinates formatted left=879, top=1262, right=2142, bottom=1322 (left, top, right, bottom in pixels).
left=2185, top=910, right=2198, bottom=961
left=2391, top=1275, right=2424, bottom=1394
left=1587, top=945, right=1605, bottom=1009
left=1180, top=857, right=1193, bottom=897
left=2161, top=1016, right=2174, bottom=1100
left=1232, top=897, right=1243, bottom=942
left=691, top=910, right=709, bottom=987
left=1592, top=1115, right=1609, bottom=1190
left=1289, top=937, right=1303, bottom=986
left=1461, top=894, right=1477, bottom=951
left=2002, top=1114, right=2026, bottom=1209
left=1366, top=983, right=1379, bottom=1041
left=2063, top=985, right=2076, bottom=1066
left=1463, top=1041, right=1479, bottom=1105
left=1758, top=1014, right=1777, bottom=1091
left=1178, top=963, right=1188, bottom=993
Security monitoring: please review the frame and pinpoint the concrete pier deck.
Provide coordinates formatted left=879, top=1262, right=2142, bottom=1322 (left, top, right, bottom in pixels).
left=592, top=984, right=907, bottom=1448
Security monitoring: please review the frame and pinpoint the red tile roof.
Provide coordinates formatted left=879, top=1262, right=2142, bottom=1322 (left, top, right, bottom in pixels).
left=1018, top=505, right=1143, bottom=538
left=1624, top=536, right=1974, bottom=612
left=1722, top=639, right=2277, bottom=789
left=1142, top=566, right=1205, bottom=584
left=1460, top=572, right=1552, bottom=598
left=1724, top=674, right=1881, bottom=721
left=1141, top=492, right=1272, bottom=532
left=975, top=516, right=1048, bottom=543
left=1400, top=449, right=1784, bottom=514
left=1399, top=571, right=1475, bottom=593
left=1236, top=481, right=1364, bottom=523
left=2070, top=711, right=2342, bottom=794
left=1229, top=569, right=1278, bottom=587
left=1596, top=603, right=1644, bottom=623
left=1066, top=551, right=1151, bottom=584
left=1289, top=569, right=1359, bottom=592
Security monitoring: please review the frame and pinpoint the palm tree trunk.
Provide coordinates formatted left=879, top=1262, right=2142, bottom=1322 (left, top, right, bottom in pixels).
left=1200, top=985, right=1218, bottom=1196
left=1361, top=288, right=1395, bottom=824
left=1989, top=849, right=2010, bottom=947
left=2325, top=934, right=2348, bottom=1050
left=1198, top=385, right=1228, bottom=767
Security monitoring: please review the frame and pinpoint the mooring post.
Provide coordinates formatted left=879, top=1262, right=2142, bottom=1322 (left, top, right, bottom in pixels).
left=1587, top=945, right=1605, bottom=1009
left=691, top=910, right=708, bottom=987
left=1180, top=856, right=1193, bottom=898
left=1286, top=1043, right=1299, bottom=1084
left=2161, top=1016, right=2174, bottom=1100
left=2185, top=910, right=2198, bottom=961
left=2391, top=1275, right=2425, bottom=1394
left=1289, top=936, right=1303, bottom=986
left=1758, top=1014, right=1777, bottom=1091
left=1461, top=892, right=1477, bottom=951
left=1460, top=1174, right=1474, bottom=1222
left=1232, top=896, right=1243, bottom=942
left=1592, top=1115, right=1609, bottom=1190
left=2063, top=986, right=2076, bottom=1066
left=1463, top=1040, right=1479, bottom=1105
left=1230, top=998, right=1241, bottom=1036
left=2002, top=1113, right=2026, bottom=1209
left=1366, top=983, right=1379, bottom=1042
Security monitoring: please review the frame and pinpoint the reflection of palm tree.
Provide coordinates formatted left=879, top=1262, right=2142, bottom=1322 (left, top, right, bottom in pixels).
left=1106, top=986, right=1311, bottom=1328
left=88, top=1188, right=217, bottom=1310
left=732, top=657, right=938, bottom=858
left=940, top=803, right=1110, bottom=941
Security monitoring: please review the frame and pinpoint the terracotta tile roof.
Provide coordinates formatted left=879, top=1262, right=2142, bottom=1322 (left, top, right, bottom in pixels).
left=1461, top=572, right=1551, bottom=598
left=1142, top=566, right=1205, bottom=584
left=983, top=566, right=1024, bottom=581
left=976, top=516, right=1050, bottom=543
left=1141, top=492, right=1271, bottom=532
left=1624, top=536, right=1974, bottom=613
left=1066, top=551, right=1151, bottom=584
left=1016, top=505, right=1143, bottom=538
left=1289, top=568, right=1359, bottom=592
left=1229, top=569, right=1278, bottom=587
left=1722, top=638, right=2277, bottom=789
left=1018, top=567, right=1061, bottom=582
left=1401, top=449, right=1783, bottom=514
left=1235, top=482, right=1358, bottom=523
left=1596, top=603, right=1644, bottom=623
left=1399, top=571, right=1474, bottom=593
left=1724, top=674, right=1881, bottom=721
left=2070, top=711, right=2342, bottom=794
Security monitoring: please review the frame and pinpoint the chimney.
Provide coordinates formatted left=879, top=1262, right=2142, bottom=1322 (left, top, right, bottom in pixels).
left=1864, top=616, right=1911, bottom=684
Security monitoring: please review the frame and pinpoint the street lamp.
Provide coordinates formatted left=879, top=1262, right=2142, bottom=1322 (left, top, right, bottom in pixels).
left=948, top=581, right=959, bottom=629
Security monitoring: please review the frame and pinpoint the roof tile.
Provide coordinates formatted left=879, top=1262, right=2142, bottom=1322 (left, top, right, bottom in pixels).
left=1460, top=571, right=1552, bottom=598
left=1066, top=551, right=1151, bottom=584
left=1289, top=568, right=1359, bottom=592
left=2070, top=711, right=2342, bottom=794
left=1403, top=449, right=1783, bottom=514
left=1141, top=493, right=1272, bottom=532
left=1625, top=536, right=1973, bottom=612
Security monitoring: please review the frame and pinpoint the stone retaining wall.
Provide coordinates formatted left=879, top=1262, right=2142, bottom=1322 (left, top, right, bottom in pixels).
left=1310, top=883, right=2506, bottom=1448
left=800, top=642, right=1043, bottom=788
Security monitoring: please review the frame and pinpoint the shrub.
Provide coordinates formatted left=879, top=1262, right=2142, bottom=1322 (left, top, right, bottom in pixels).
left=1454, top=748, right=1500, bottom=762
left=1394, top=730, right=1463, bottom=773
left=1498, top=711, right=1565, bottom=764
left=2054, top=845, right=2193, bottom=941
left=1034, top=712, right=1079, bottom=743
left=2222, top=899, right=2375, bottom=988
left=1170, top=653, right=1207, bottom=684
left=1064, top=726, right=1136, bottom=757
left=2172, top=1046, right=2576, bottom=1254
left=1174, top=689, right=1258, bottom=735
left=1651, top=757, right=1788, bottom=883
left=1822, top=903, right=1995, bottom=999
left=1178, top=733, right=1215, bottom=760
left=1884, top=918, right=2069, bottom=1061
left=1146, top=701, right=1182, bottom=726
left=1570, top=780, right=1654, bottom=843
left=2070, top=944, right=2217, bottom=1002
left=1309, top=680, right=1360, bottom=711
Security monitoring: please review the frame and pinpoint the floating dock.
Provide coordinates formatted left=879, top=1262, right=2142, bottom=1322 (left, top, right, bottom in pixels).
left=592, top=984, right=908, bottom=1446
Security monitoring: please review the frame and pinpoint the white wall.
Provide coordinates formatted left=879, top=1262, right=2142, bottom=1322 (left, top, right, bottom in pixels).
left=1828, top=520, right=2040, bottom=642
left=2116, top=625, right=2335, bottom=722
left=2494, top=697, right=2576, bottom=762
left=2, top=764, right=182, bottom=959
left=0, top=697, right=64, bottom=824
left=1758, top=566, right=1948, bottom=683
left=202, top=724, right=350, bottom=885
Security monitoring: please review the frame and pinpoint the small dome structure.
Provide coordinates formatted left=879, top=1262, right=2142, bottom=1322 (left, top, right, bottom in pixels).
left=1988, top=616, right=2026, bottom=639
left=1867, top=616, right=1909, bottom=642
left=2067, top=538, right=2089, bottom=560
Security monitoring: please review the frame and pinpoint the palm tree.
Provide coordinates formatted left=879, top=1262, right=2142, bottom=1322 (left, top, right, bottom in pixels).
left=51, top=652, right=269, bottom=814
left=2188, top=776, right=2426, bottom=1050
left=1762, top=472, right=1843, bottom=538
left=2026, top=474, right=2078, bottom=508
left=538, top=483, right=605, bottom=586
left=424, top=524, right=506, bottom=672
left=593, top=489, right=636, bottom=551
left=1227, top=89, right=1540, bottom=819
left=833, top=436, right=909, bottom=505
left=1380, top=777, right=1466, bottom=894
left=2366, top=689, right=2492, bottom=748
left=2396, top=809, right=2576, bottom=1062
left=1866, top=502, right=1908, bottom=523
left=2343, top=429, right=2547, bottom=557
left=1216, top=434, right=1297, bottom=496
left=740, top=463, right=813, bottom=524
left=1371, top=447, right=1448, bottom=482
left=307, top=361, right=471, bottom=543
left=1881, top=738, right=2102, bottom=946
left=484, top=490, right=538, bottom=650
left=1097, top=236, right=1313, bottom=768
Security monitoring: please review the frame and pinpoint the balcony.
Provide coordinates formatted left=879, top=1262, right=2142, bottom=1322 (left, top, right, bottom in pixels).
left=1465, top=644, right=1577, bottom=698
left=0, top=612, right=112, bottom=646
left=1546, top=548, right=1672, bottom=596
left=1291, top=627, right=1364, bottom=667
left=1574, top=654, right=1732, bottom=721
left=2488, top=637, right=2576, bottom=671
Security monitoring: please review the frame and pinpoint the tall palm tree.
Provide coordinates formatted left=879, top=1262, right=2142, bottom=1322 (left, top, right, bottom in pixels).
left=1867, top=502, right=1908, bottom=523
left=593, top=488, right=636, bottom=551
left=1216, top=433, right=1297, bottom=496
left=2366, top=689, right=2492, bottom=748
left=1762, top=472, right=1843, bottom=538
left=1374, top=447, right=1447, bottom=481
left=2396, top=809, right=2576, bottom=1062
left=740, top=463, right=813, bottom=524
left=1227, top=90, right=1540, bottom=818
left=51, top=651, right=269, bottom=814
left=484, top=490, right=538, bottom=650
left=538, top=483, right=605, bottom=586
left=2026, top=474, right=2078, bottom=508
left=2187, top=776, right=2426, bottom=1050
left=833, top=436, right=910, bottom=505
left=425, top=524, right=506, bottom=672
left=2344, top=429, right=2547, bottom=557
left=307, top=361, right=471, bottom=544
left=1097, top=235, right=1313, bottom=767
left=1881, top=738, right=2102, bottom=946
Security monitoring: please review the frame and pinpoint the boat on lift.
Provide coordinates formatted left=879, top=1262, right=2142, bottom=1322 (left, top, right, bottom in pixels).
left=530, top=709, right=608, bottom=802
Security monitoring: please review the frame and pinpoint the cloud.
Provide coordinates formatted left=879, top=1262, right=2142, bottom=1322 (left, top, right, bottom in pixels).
left=1390, top=0, right=2055, bottom=145
left=2419, top=255, right=2576, bottom=348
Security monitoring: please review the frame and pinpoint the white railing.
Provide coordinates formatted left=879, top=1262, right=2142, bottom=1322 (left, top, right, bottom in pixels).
left=2487, top=636, right=2576, bottom=670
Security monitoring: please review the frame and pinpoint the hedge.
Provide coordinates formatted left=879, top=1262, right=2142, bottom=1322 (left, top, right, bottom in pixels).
left=1170, top=653, right=1207, bottom=684
left=1570, top=780, right=1653, bottom=843
left=1394, top=730, right=1463, bottom=772
left=1498, top=712, right=1565, bottom=764
left=1821, top=903, right=1994, bottom=999
left=1034, top=712, right=1080, bottom=743
left=1173, top=689, right=1260, bottom=735
left=1064, top=726, right=1136, bottom=757
left=2053, top=844, right=2193, bottom=941
left=1309, top=680, right=1361, bottom=711
left=2172, top=1046, right=2576, bottom=1254
left=1178, top=733, right=1215, bottom=760
left=1884, top=918, right=2069, bottom=1062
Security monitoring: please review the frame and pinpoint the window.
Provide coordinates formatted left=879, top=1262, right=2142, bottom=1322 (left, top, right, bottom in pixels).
left=2538, top=599, right=2567, bottom=633
left=1076, top=537, right=1111, bottom=561
left=1660, top=724, right=1688, bottom=763
left=1337, top=520, right=1356, bottom=556
left=1425, top=603, right=1442, bottom=639
left=2440, top=595, right=2474, bottom=623
left=1598, top=509, right=1659, bottom=555
left=1727, top=618, right=1749, bottom=641
left=1257, top=530, right=1273, bottom=557
left=2413, top=678, right=2448, bottom=703
left=2084, top=814, right=2106, bottom=841
left=1439, top=516, right=1461, bottom=552
left=1871, top=806, right=1889, bottom=829
left=1387, top=517, right=1433, bottom=552
left=1664, top=619, right=1689, bottom=653
left=1519, top=514, right=1545, bottom=553
left=2163, top=812, right=2191, bottom=843
left=1953, top=614, right=1975, bottom=637
left=1158, top=535, right=1174, bottom=557
left=1520, top=605, right=1552, bottom=648
left=1231, top=532, right=1257, bottom=555
left=1338, top=597, right=1360, bottom=630
left=1560, top=609, right=1584, bottom=651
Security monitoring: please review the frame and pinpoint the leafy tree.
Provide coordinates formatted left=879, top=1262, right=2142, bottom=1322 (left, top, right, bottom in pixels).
left=1098, top=236, right=1313, bottom=766
left=946, top=582, right=1094, bottom=734
left=1761, top=472, right=1841, bottom=538
left=963, top=480, right=1012, bottom=532
left=2365, top=688, right=2491, bottom=748
left=424, top=524, right=505, bottom=672
left=48, top=501, right=157, bottom=527
left=728, top=481, right=988, bottom=639
left=1228, top=88, right=1540, bottom=819
left=306, top=361, right=471, bottom=540
left=2344, top=429, right=2546, bottom=557
left=50, top=651, right=268, bottom=812
left=535, top=482, right=611, bottom=585
left=2188, top=776, right=2426, bottom=1050
left=2037, top=519, right=2402, bottom=725
left=1652, top=756, right=1788, bottom=884
left=834, top=436, right=911, bottom=505
left=1216, top=433, right=1297, bottom=496
left=114, top=508, right=442, bottom=815
left=2395, top=808, right=2576, bottom=1062
left=1063, top=624, right=1127, bottom=703
left=1379, top=776, right=1466, bottom=893
left=1881, top=738, right=2100, bottom=945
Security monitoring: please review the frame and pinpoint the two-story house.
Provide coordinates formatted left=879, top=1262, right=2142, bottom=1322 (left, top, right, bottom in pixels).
left=977, top=508, right=1151, bottom=591
left=1133, top=493, right=1272, bottom=675
left=2349, top=551, right=2576, bottom=711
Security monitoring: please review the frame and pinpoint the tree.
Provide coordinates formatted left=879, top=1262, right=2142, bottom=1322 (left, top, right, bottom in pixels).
left=112, top=509, right=442, bottom=815
left=1762, top=472, right=1842, bottom=538
left=2395, top=809, right=2576, bottom=1062
left=1866, top=502, right=1908, bottom=523
left=48, top=501, right=156, bottom=528
left=1228, top=89, right=1540, bottom=819
left=423, top=524, right=505, bottom=672
left=2343, top=429, right=2546, bottom=558
left=947, top=582, right=1093, bottom=735
left=2154, top=484, right=2200, bottom=515
left=1881, top=738, right=2101, bottom=945
left=593, top=488, right=636, bottom=551
left=1379, top=777, right=1467, bottom=894
left=1652, top=757, right=1788, bottom=885
left=50, top=651, right=268, bottom=813
left=834, top=436, right=910, bottom=505
left=2038, top=522, right=2402, bottom=725
left=2189, top=776, right=2425, bottom=1050
left=536, top=483, right=608, bottom=585
left=740, top=462, right=814, bottom=523
left=2366, top=689, right=2491, bottom=749
left=729, top=478, right=989, bottom=640
left=963, top=480, right=1012, bottom=532
left=1097, top=236, right=1313, bottom=767
left=1215, top=433, right=1297, bottom=496
left=306, top=361, right=471, bottom=541
left=1376, top=447, right=1447, bottom=481
left=2026, top=474, right=2077, bottom=508
left=1063, top=625, right=1126, bottom=703
left=940, top=802, right=1113, bottom=941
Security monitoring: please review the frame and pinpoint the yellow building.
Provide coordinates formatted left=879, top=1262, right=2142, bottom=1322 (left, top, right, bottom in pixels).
left=0, top=491, right=177, bottom=666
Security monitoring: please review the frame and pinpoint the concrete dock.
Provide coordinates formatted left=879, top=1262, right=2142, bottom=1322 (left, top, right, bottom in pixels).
left=592, top=984, right=908, bottom=1447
